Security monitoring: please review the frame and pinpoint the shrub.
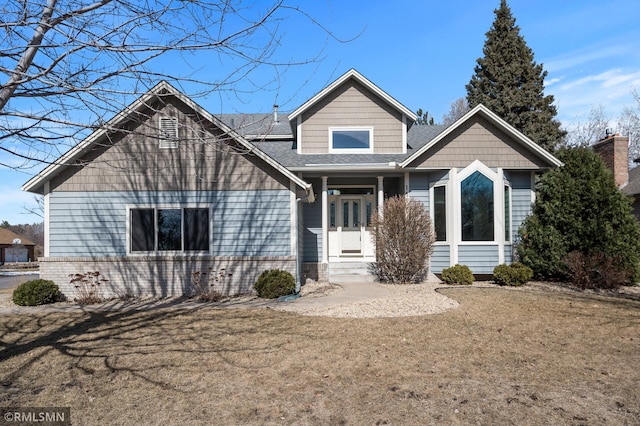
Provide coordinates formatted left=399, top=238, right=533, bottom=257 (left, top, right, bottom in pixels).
left=69, top=271, right=107, bottom=305
left=518, top=147, right=640, bottom=283
left=190, top=269, right=226, bottom=302
left=492, top=262, right=533, bottom=286
left=370, top=196, right=436, bottom=283
left=564, top=251, right=631, bottom=290
left=441, top=264, right=474, bottom=285
left=12, top=279, right=60, bottom=306
left=254, top=269, right=295, bottom=299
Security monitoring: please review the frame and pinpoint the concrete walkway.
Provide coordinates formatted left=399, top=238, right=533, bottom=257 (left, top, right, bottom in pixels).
left=284, top=281, right=391, bottom=309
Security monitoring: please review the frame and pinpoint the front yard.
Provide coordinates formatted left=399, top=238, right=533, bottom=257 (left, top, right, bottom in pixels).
left=1, top=286, right=638, bottom=425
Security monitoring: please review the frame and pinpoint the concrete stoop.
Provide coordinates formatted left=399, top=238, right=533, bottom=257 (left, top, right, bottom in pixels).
left=328, top=262, right=377, bottom=284
left=326, top=262, right=442, bottom=284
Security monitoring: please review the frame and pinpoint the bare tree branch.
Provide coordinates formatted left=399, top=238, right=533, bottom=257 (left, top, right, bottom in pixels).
left=0, top=1, right=345, bottom=168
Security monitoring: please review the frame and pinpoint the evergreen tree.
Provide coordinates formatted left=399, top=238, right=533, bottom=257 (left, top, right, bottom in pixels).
left=518, top=147, right=640, bottom=283
left=415, top=108, right=435, bottom=125
left=466, top=0, right=565, bottom=152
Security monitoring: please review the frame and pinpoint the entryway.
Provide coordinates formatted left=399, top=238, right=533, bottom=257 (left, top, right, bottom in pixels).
left=327, top=187, right=376, bottom=261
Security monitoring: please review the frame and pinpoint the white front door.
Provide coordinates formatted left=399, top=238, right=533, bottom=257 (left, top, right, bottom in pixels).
left=328, top=190, right=376, bottom=261
left=340, top=197, right=362, bottom=254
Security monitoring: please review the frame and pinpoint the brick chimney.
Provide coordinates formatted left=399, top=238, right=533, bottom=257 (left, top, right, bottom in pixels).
left=593, top=132, right=629, bottom=188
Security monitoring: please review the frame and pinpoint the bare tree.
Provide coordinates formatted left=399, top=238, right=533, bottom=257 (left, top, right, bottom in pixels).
left=563, top=105, right=610, bottom=148
left=619, top=90, right=640, bottom=163
left=441, top=97, right=470, bottom=126
left=0, top=1, right=344, bottom=169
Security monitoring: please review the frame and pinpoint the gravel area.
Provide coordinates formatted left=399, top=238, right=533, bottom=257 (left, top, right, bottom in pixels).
left=275, top=281, right=461, bottom=318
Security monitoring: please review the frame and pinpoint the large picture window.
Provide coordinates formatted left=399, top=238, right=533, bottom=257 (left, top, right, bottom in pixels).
left=329, top=128, right=373, bottom=152
left=461, top=171, right=494, bottom=241
left=130, top=207, right=209, bottom=253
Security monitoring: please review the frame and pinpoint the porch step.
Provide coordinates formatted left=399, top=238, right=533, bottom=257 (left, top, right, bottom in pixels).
left=328, top=262, right=377, bottom=284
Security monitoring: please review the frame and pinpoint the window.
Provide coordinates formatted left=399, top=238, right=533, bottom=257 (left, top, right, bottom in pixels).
left=329, top=128, right=373, bottom=152
left=504, top=185, right=511, bottom=242
left=159, top=117, right=178, bottom=149
left=461, top=171, right=494, bottom=241
left=433, top=186, right=446, bottom=241
left=130, top=207, right=209, bottom=252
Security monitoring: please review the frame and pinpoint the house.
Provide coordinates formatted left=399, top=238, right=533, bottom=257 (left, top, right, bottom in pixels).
left=22, top=69, right=562, bottom=298
left=0, top=228, right=36, bottom=264
left=593, top=132, right=640, bottom=219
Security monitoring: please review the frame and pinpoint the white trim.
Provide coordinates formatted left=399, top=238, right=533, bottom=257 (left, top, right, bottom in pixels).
left=497, top=168, right=505, bottom=264
left=402, top=115, right=408, bottom=154
left=430, top=182, right=448, bottom=243
left=328, top=127, right=374, bottom=154
left=404, top=172, right=410, bottom=195
left=43, top=181, right=50, bottom=257
left=296, top=115, right=302, bottom=154
left=321, top=177, right=328, bottom=264
left=290, top=180, right=297, bottom=257
left=125, top=204, right=212, bottom=256
left=530, top=171, right=536, bottom=205
left=449, top=168, right=458, bottom=265
left=454, top=160, right=504, bottom=248
left=377, top=176, right=384, bottom=215
left=399, top=104, right=563, bottom=169
left=289, top=69, right=417, bottom=123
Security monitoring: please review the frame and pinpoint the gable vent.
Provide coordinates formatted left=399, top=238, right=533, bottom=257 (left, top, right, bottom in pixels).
left=159, top=117, right=179, bottom=149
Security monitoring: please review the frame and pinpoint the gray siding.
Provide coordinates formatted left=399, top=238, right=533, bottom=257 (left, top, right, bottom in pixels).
left=300, top=79, right=404, bottom=154
left=51, top=99, right=289, bottom=192
left=504, top=245, right=513, bottom=264
left=430, top=245, right=450, bottom=273
left=409, top=116, right=550, bottom=169
left=302, top=197, right=323, bottom=262
left=507, top=171, right=533, bottom=240
left=458, top=245, right=499, bottom=274
left=409, top=173, right=429, bottom=206
left=48, top=190, right=291, bottom=257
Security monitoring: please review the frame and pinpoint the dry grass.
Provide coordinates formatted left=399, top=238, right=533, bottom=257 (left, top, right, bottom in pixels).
left=1, top=286, right=639, bottom=425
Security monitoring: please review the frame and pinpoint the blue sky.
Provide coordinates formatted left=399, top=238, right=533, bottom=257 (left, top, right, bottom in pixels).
left=2, top=0, right=640, bottom=224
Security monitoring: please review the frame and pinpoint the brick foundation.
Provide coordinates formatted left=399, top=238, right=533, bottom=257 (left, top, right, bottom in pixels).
left=39, top=255, right=296, bottom=299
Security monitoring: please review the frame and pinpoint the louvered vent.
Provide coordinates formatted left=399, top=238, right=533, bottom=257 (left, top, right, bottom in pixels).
left=159, top=117, right=178, bottom=149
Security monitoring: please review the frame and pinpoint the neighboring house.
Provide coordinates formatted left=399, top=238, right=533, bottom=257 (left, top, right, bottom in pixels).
left=593, top=132, right=640, bottom=219
left=0, top=228, right=36, bottom=264
left=22, top=69, right=562, bottom=298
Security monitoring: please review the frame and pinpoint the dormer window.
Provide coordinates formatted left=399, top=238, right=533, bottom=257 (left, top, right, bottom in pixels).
left=159, top=116, right=178, bottom=149
left=329, top=127, right=373, bottom=153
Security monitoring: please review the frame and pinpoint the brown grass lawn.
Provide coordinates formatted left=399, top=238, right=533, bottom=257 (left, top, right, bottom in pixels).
left=1, top=287, right=639, bottom=425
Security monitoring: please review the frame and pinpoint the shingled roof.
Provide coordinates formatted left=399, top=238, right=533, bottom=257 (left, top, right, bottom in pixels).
left=0, top=228, right=35, bottom=246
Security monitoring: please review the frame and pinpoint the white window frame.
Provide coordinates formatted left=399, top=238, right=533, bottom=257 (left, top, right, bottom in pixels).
left=328, top=127, right=374, bottom=153
left=430, top=183, right=448, bottom=243
left=159, top=116, right=179, bottom=149
left=503, top=181, right=513, bottom=244
left=455, top=160, right=501, bottom=246
left=126, top=205, right=212, bottom=255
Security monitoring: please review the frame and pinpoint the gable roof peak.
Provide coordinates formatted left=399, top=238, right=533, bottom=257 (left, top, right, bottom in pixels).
left=288, top=69, right=417, bottom=122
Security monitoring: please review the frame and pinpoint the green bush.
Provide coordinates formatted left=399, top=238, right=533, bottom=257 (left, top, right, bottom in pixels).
left=12, top=279, right=60, bottom=306
left=518, top=147, right=640, bottom=283
left=254, top=269, right=295, bottom=299
left=441, top=264, right=474, bottom=285
left=492, top=262, right=533, bottom=286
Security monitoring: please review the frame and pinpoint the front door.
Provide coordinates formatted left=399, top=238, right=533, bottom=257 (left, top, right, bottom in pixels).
left=327, top=188, right=376, bottom=261
left=340, top=197, right=363, bottom=254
